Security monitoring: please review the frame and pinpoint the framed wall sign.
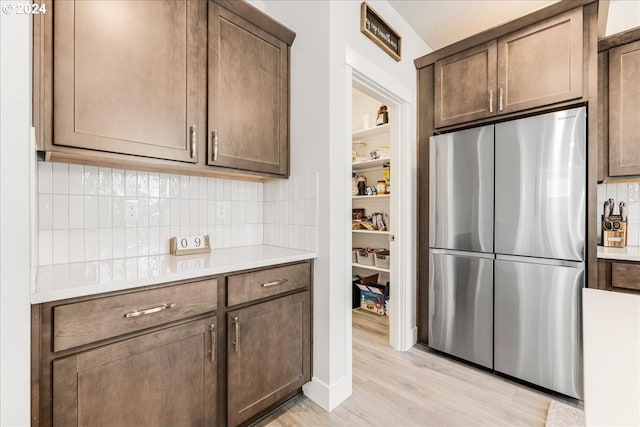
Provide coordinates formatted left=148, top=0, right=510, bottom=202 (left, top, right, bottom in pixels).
left=360, top=2, right=402, bottom=62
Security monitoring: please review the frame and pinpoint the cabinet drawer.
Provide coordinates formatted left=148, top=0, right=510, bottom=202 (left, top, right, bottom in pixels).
left=611, top=262, right=640, bottom=291
left=53, top=279, right=217, bottom=352
left=227, top=262, right=310, bottom=306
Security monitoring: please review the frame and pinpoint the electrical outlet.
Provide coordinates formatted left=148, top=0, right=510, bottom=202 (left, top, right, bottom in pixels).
left=125, top=200, right=138, bottom=222
left=216, top=203, right=226, bottom=220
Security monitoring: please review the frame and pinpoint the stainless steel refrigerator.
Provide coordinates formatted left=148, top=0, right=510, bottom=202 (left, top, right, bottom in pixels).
left=428, top=125, right=495, bottom=370
left=428, top=107, right=586, bottom=399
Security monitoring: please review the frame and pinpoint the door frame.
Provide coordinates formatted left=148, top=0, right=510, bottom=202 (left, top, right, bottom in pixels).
left=344, top=47, right=416, bottom=354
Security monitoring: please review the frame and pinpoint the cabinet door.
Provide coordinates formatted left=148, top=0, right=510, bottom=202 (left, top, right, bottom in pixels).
left=53, top=0, right=206, bottom=162
left=53, top=317, right=217, bottom=427
left=434, top=41, right=497, bottom=128
left=609, top=39, right=640, bottom=176
left=227, top=292, right=310, bottom=426
left=497, top=7, right=583, bottom=114
left=208, top=2, right=289, bottom=176
left=598, top=51, right=608, bottom=182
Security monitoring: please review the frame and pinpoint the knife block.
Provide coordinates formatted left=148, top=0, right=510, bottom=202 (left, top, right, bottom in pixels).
left=602, top=215, right=627, bottom=248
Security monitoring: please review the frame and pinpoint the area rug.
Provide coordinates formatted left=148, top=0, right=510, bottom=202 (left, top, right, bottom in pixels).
left=545, top=400, right=585, bottom=427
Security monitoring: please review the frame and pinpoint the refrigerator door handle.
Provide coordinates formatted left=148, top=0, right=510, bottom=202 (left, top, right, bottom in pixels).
left=495, top=254, right=584, bottom=269
left=431, top=248, right=495, bottom=259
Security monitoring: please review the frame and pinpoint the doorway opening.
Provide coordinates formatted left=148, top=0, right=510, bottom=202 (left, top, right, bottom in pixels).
left=345, top=49, right=416, bottom=360
left=350, top=86, right=392, bottom=344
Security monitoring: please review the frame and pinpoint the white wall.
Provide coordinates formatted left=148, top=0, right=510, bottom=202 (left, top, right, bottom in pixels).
left=606, top=0, right=640, bottom=36
left=0, top=6, right=33, bottom=426
left=263, top=0, right=429, bottom=411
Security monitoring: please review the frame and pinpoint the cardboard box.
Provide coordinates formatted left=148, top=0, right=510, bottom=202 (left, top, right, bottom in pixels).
left=356, top=281, right=389, bottom=316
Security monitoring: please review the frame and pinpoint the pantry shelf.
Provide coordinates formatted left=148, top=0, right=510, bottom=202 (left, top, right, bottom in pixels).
left=352, top=158, right=390, bottom=171
left=352, top=263, right=390, bottom=273
left=352, top=230, right=391, bottom=235
left=351, top=123, right=390, bottom=140
left=352, top=194, right=390, bottom=200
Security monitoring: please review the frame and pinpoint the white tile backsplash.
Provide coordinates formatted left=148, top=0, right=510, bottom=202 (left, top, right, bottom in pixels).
left=84, top=166, right=99, bottom=195
left=112, top=169, right=125, bottom=197
left=263, top=173, right=318, bottom=252
left=52, top=195, right=69, bottom=230
left=69, top=229, right=85, bottom=263
left=38, top=194, right=53, bottom=230
left=84, top=229, right=99, bottom=261
left=52, top=163, right=69, bottom=194
left=68, top=164, right=84, bottom=195
left=37, top=162, right=300, bottom=265
left=52, top=230, right=69, bottom=265
left=38, top=162, right=52, bottom=194
left=69, top=195, right=84, bottom=228
left=125, top=170, right=137, bottom=197
left=98, top=168, right=112, bottom=196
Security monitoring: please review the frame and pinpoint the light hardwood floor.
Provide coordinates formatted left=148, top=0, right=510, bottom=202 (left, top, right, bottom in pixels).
left=258, top=309, right=562, bottom=427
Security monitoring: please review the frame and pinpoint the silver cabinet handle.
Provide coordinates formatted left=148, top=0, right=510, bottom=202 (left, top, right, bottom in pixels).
left=190, top=125, right=197, bottom=159
left=499, top=87, right=503, bottom=111
left=212, top=130, right=219, bottom=161
left=233, top=316, right=239, bottom=353
left=261, top=279, right=289, bottom=288
left=209, top=323, right=216, bottom=362
left=489, top=90, right=493, bottom=113
left=124, top=303, right=175, bottom=318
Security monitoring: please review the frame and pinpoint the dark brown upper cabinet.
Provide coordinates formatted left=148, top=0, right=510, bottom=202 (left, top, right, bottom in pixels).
left=433, top=7, right=583, bottom=129
left=497, top=7, right=583, bottom=114
left=608, top=39, right=640, bottom=177
left=434, top=41, right=497, bottom=128
left=51, top=0, right=206, bottom=163
left=207, top=2, right=292, bottom=176
left=597, top=27, right=640, bottom=181
left=34, top=0, right=295, bottom=179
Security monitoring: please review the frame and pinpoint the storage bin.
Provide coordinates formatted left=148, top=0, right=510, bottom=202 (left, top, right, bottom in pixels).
left=356, top=248, right=375, bottom=266
left=352, top=248, right=360, bottom=263
left=375, top=250, right=390, bottom=269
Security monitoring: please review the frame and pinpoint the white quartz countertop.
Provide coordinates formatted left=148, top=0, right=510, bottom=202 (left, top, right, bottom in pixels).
left=33, top=245, right=317, bottom=304
left=597, top=246, right=640, bottom=262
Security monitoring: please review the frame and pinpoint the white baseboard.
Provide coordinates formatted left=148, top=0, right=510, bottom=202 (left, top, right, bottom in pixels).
left=302, top=376, right=352, bottom=412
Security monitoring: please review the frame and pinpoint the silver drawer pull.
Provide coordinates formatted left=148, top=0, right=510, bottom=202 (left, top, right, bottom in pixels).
left=261, top=279, right=289, bottom=288
left=124, top=303, right=176, bottom=318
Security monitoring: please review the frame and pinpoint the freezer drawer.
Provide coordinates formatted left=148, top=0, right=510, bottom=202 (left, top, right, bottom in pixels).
left=428, top=250, right=493, bottom=369
left=495, top=106, right=586, bottom=261
left=429, top=125, right=494, bottom=253
left=494, top=257, right=583, bottom=399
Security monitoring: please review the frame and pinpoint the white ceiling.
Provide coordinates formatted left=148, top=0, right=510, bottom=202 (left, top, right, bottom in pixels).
left=389, top=0, right=559, bottom=51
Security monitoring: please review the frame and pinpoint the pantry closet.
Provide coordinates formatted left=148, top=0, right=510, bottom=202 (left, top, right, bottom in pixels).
left=351, top=86, right=392, bottom=340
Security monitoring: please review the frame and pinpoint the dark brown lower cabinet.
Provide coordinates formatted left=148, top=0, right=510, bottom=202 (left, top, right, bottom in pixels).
left=33, top=261, right=313, bottom=427
left=227, top=291, right=310, bottom=426
left=52, top=317, right=217, bottom=427
left=598, top=259, right=640, bottom=293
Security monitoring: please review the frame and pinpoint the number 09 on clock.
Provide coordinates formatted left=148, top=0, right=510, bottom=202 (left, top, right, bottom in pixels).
left=169, top=234, right=211, bottom=256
